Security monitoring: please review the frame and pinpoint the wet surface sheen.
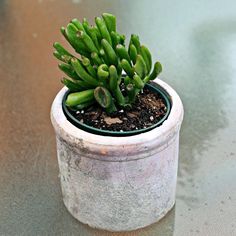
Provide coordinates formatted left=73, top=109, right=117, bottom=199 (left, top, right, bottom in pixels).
left=0, top=0, right=236, bottom=235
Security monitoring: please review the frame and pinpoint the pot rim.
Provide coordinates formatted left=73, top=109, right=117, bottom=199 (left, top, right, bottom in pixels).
left=50, top=79, right=184, bottom=159
left=62, top=83, right=171, bottom=137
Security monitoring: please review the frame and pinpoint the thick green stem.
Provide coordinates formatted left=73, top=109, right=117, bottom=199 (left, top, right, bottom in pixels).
left=109, top=65, right=125, bottom=106
left=124, top=76, right=131, bottom=86
left=126, top=83, right=135, bottom=103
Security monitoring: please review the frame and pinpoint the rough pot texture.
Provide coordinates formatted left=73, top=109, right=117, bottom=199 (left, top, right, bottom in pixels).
left=50, top=79, right=184, bottom=232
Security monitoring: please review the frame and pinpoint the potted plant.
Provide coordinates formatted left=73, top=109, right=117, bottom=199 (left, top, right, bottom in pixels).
left=51, top=13, right=184, bottom=232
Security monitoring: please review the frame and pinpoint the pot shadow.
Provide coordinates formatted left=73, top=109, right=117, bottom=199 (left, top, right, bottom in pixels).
left=177, top=18, right=236, bottom=206
left=70, top=206, right=175, bottom=236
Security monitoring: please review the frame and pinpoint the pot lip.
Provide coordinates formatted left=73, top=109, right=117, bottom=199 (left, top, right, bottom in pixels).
left=51, top=78, right=184, bottom=147
left=62, top=83, right=171, bottom=137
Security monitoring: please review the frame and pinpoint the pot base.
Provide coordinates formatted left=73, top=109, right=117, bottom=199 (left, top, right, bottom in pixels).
left=63, top=197, right=175, bottom=232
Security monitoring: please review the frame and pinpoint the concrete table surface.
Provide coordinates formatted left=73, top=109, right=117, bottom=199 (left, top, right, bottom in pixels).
left=0, top=0, right=235, bottom=235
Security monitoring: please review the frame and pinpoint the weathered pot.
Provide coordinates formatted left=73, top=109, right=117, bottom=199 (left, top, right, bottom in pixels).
left=50, top=79, right=184, bottom=232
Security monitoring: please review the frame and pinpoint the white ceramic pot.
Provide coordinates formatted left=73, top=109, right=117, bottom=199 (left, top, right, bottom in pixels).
left=51, top=79, right=184, bottom=232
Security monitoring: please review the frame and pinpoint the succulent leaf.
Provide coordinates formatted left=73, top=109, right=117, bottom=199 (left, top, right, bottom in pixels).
left=97, top=64, right=109, bottom=81
left=71, top=18, right=85, bottom=31
left=62, top=78, right=91, bottom=91
left=59, top=64, right=80, bottom=80
left=140, top=45, right=152, bottom=73
left=87, top=27, right=101, bottom=50
left=101, top=39, right=118, bottom=66
left=134, top=54, right=147, bottom=79
left=133, top=74, right=144, bottom=89
left=94, top=86, right=112, bottom=108
left=53, top=42, right=72, bottom=57
left=65, top=89, right=95, bottom=107
left=129, top=44, right=137, bottom=64
left=82, top=57, right=97, bottom=77
left=95, top=17, right=112, bottom=45
left=75, top=100, right=95, bottom=109
left=121, top=59, right=134, bottom=77
left=111, top=31, right=121, bottom=49
left=102, top=13, right=116, bottom=33
left=91, top=52, right=103, bottom=65
left=71, top=58, right=99, bottom=86
left=77, top=30, right=98, bottom=53
left=130, top=34, right=141, bottom=53
left=65, top=23, right=88, bottom=54
left=60, top=27, right=69, bottom=40
left=109, top=65, right=118, bottom=91
left=145, top=61, right=162, bottom=82
left=116, top=44, right=131, bottom=64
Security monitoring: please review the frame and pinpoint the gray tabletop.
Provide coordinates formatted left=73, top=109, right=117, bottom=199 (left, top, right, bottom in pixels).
left=0, top=0, right=236, bottom=235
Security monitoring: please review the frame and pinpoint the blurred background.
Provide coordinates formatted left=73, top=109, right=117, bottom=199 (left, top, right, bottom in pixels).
left=0, top=0, right=236, bottom=235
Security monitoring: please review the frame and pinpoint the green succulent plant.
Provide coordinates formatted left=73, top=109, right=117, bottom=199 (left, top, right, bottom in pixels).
left=53, top=13, right=162, bottom=113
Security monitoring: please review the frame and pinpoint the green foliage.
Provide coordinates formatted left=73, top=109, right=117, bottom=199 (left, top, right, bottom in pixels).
left=53, top=13, right=162, bottom=113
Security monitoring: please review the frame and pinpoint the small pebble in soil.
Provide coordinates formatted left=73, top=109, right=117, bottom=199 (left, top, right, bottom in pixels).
left=150, top=116, right=154, bottom=121
left=76, top=110, right=80, bottom=114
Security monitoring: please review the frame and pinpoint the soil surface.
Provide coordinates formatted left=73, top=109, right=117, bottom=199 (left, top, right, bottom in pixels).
left=68, top=87, right=168, bottom=132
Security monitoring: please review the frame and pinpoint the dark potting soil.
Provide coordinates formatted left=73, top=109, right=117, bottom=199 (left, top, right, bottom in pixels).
left=68, top=87, right=168, bottom=132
